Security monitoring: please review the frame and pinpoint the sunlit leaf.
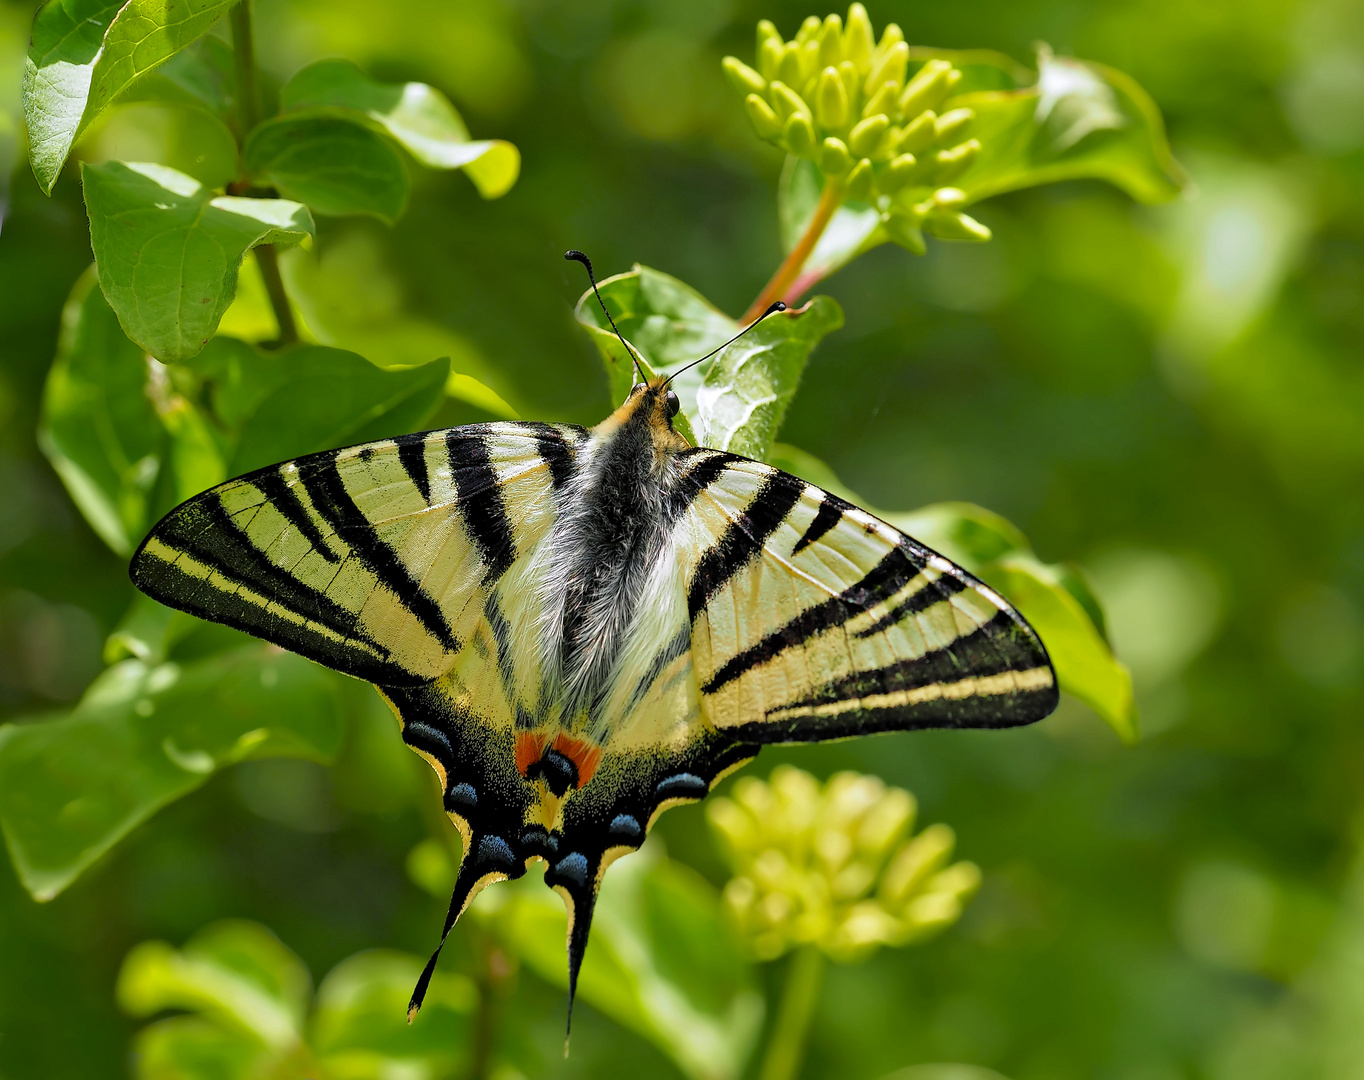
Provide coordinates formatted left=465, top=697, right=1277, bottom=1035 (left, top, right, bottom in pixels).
left=83, top=161, right=314, bottom=361
left=37, top=267, right=164, bottom=556
left=116, top=34, right=237, bottom=128
left=476, top=845, right=763, bottom=1080
left=182, top=338, right=450, bottom=474
left=23, top=0, right=238, bottom=194
left=281, top=59, right=520, bottom=198
left=119, top=920, right=312, bottom=1048
left=243, top=113, right=410, bottom=222
left=0, top=647, right=350, bottom=901
left=942, top=48, right=1188, bottom=206
left=573, top=264, right=843, bottom=460
left=311, top=951, right=476, bottom=1077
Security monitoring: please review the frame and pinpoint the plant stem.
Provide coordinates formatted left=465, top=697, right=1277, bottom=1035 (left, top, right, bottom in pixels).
left=741, top=177, right=843, bottom=324
left=758, top=946, right=826, bottom=1080
left=254, top=244, right=298, bottom=345
left=230, top=1, right=297, bottom=345
left=229, top=1, right=261, bottom=136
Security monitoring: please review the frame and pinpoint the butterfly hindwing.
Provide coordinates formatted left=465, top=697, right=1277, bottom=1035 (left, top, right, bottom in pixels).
left=671, top=451, right=1058, bottom=743
left=130, top=422, right=589, bottom=686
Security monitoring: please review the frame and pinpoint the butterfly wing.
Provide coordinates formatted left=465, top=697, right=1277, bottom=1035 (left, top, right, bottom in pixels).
left=676, top=450, right=1058, bottom=741
left=130, top=422, right=587, bottom=686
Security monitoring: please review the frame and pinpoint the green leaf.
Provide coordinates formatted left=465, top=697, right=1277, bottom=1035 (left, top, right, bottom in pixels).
left=311, top=951, right=476, bottom=1076
left=118, top=920, right=312, bottom=1048
left=573, top=264, right=843, bottom=460
left=943, top=48, right=1188, bottom=207
left=24, top=0, right=238, bottom=194
left=478, top=846, right=763, bottom=1080
left=116, top=34, right=237, bottom=127
left=243, top=113, right=410, bottom=222
left=0, top=646, right=350, bottom=901
left=280, top=58, right=520, bottom=198
left=130, top=1016, right=268, bottom=1080
left=83, top=161, right=314, bottom=362
left=183, top=338, right=450, bottom=474
left=776, top=448, right=1137, bottom=742
left=38, top=267, right=164, bottom=556
left=982, top=555, right=1137, bottom=742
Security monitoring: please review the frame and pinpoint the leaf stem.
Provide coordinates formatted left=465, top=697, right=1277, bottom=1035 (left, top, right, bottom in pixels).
left=758, top=945, right=826, bottom=1080
left=742, top=177, right=843, bottom=324
left=230, top=1, right=297, bottom=345
left=229, top=1, right=261, bottom=137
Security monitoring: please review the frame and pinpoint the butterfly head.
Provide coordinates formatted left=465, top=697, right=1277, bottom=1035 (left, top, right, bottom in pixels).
left=603, top=376, right=690, bottom=452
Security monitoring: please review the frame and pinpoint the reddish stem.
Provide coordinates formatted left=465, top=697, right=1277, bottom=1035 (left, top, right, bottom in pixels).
left=741, top=177, right=843, bottom=324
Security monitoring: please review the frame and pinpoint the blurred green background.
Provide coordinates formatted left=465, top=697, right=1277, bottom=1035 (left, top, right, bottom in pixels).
left=3, top=0, right=1364, bottom=1076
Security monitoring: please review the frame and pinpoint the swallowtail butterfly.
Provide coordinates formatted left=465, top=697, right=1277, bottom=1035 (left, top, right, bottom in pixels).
left=130, top=253, right=1058, bottom=1032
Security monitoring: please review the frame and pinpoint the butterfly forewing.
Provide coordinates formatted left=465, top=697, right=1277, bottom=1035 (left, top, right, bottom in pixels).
left=130, top=422, right=589, bottom=687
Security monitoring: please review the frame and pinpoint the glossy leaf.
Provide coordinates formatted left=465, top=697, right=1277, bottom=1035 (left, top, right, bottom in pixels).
left=0, top=647, right=349, bottom=901
left=573, top=264, right=843, bottom=460
left=38, top=268, right=163, bottom=556
left=117, top=34, right=237, bottom=127
left=243, top=113, right=410, bottom=222
left=476, top=846, right=763, bottom=1080
left=182, top=337, right=450, bottom=474
left=311, top=951, right=477, bottom=1076
left=83, top=161, right=314, bottom=361
left=281, top=59, right=520, bottom=198
left=24, top=0, right=238, bottom=194
left=936, top=48, right=1188, bottom=206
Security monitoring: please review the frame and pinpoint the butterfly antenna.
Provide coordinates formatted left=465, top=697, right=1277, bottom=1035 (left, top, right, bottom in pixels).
left=565, top=250, right=644, bottom=384
left=663, top=301, right=786, bottom=387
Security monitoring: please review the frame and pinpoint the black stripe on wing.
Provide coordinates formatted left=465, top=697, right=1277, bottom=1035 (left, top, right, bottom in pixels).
left=448, top=433, right=517, bottom=585
left=700, top=543, right=928, bottom=694
left=687, top=470, right=805, bottom=622
left=299, top=454, right=460, bottom=653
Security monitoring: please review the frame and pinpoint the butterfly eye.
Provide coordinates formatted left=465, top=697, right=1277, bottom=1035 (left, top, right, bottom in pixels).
left=665, top=391, right=680, bottom=418
left=632, top=382, right=647, bottom=395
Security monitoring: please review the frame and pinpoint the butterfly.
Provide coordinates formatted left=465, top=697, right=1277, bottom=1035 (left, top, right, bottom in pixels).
left=129, top=252, right=1058, bottom=1034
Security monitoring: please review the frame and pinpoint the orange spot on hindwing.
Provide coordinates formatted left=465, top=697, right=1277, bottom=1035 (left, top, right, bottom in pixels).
left=552, top=733, right=602, bottom=788
left=515, top=732, right=550, bottom=777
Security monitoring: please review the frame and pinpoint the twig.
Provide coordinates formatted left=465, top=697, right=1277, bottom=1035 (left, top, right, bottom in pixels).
left=742, top=177, right=843, bottom=324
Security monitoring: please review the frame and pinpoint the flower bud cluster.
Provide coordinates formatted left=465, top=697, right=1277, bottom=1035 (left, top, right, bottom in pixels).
left=722, top=5, right=992, bottom=249
left=707, top=765, right=981, bottom=963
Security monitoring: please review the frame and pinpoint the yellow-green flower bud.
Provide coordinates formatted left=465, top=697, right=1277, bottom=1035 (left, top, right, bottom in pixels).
left=723, top=56, right=766, bottom=97
left=800, top=39, right=822, bottom=85
left=769, top=80, right=810, bottom=122
left=796, top=14, right=822, bottom=43
left=898, top=58, right=953, bottom=117
left=816, top=67, right=850, bottom=131
left=881, top=822, right=955, bottom=903
left=934, top=107, right=974, bottom=144
left=845, top=157, right=874, bottom=200
left=784, top=111, right=818, bottom=158
left=745, top=93, right=783, bottom=140
left=862, top=81, right=899, bottom=120
left=756, top=19, right=782, bottom=54
left=847, top=114, right=889, bottom=157
left=820, top=136, right=853, bottom=176
left=896, top=109, right=937, bottom=153
left=844, top=3, right=875, bottom=67
left=864, top=40, right=909, bottom=96
left=783, top=42, right=809, bottom=88
left=884, top=213, right=927, bottom=254
left=875, top=22, right=905, bottom=57
left=879, top=151, right=919, bottom=193
left=932, top=186, right=967, bottom=209
left=819, top=14, right=844, bottom=68
left=932, top=138, right=980, bottom=183
left=925, top=209, right=991, bottom=241
left=759, top=35, right=784, bottom=82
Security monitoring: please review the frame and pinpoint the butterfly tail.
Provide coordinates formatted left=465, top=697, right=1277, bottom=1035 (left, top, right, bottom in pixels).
left=544, top=851, right=602, bottom=1054
left=409, top=832, right=523, bottom=1022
